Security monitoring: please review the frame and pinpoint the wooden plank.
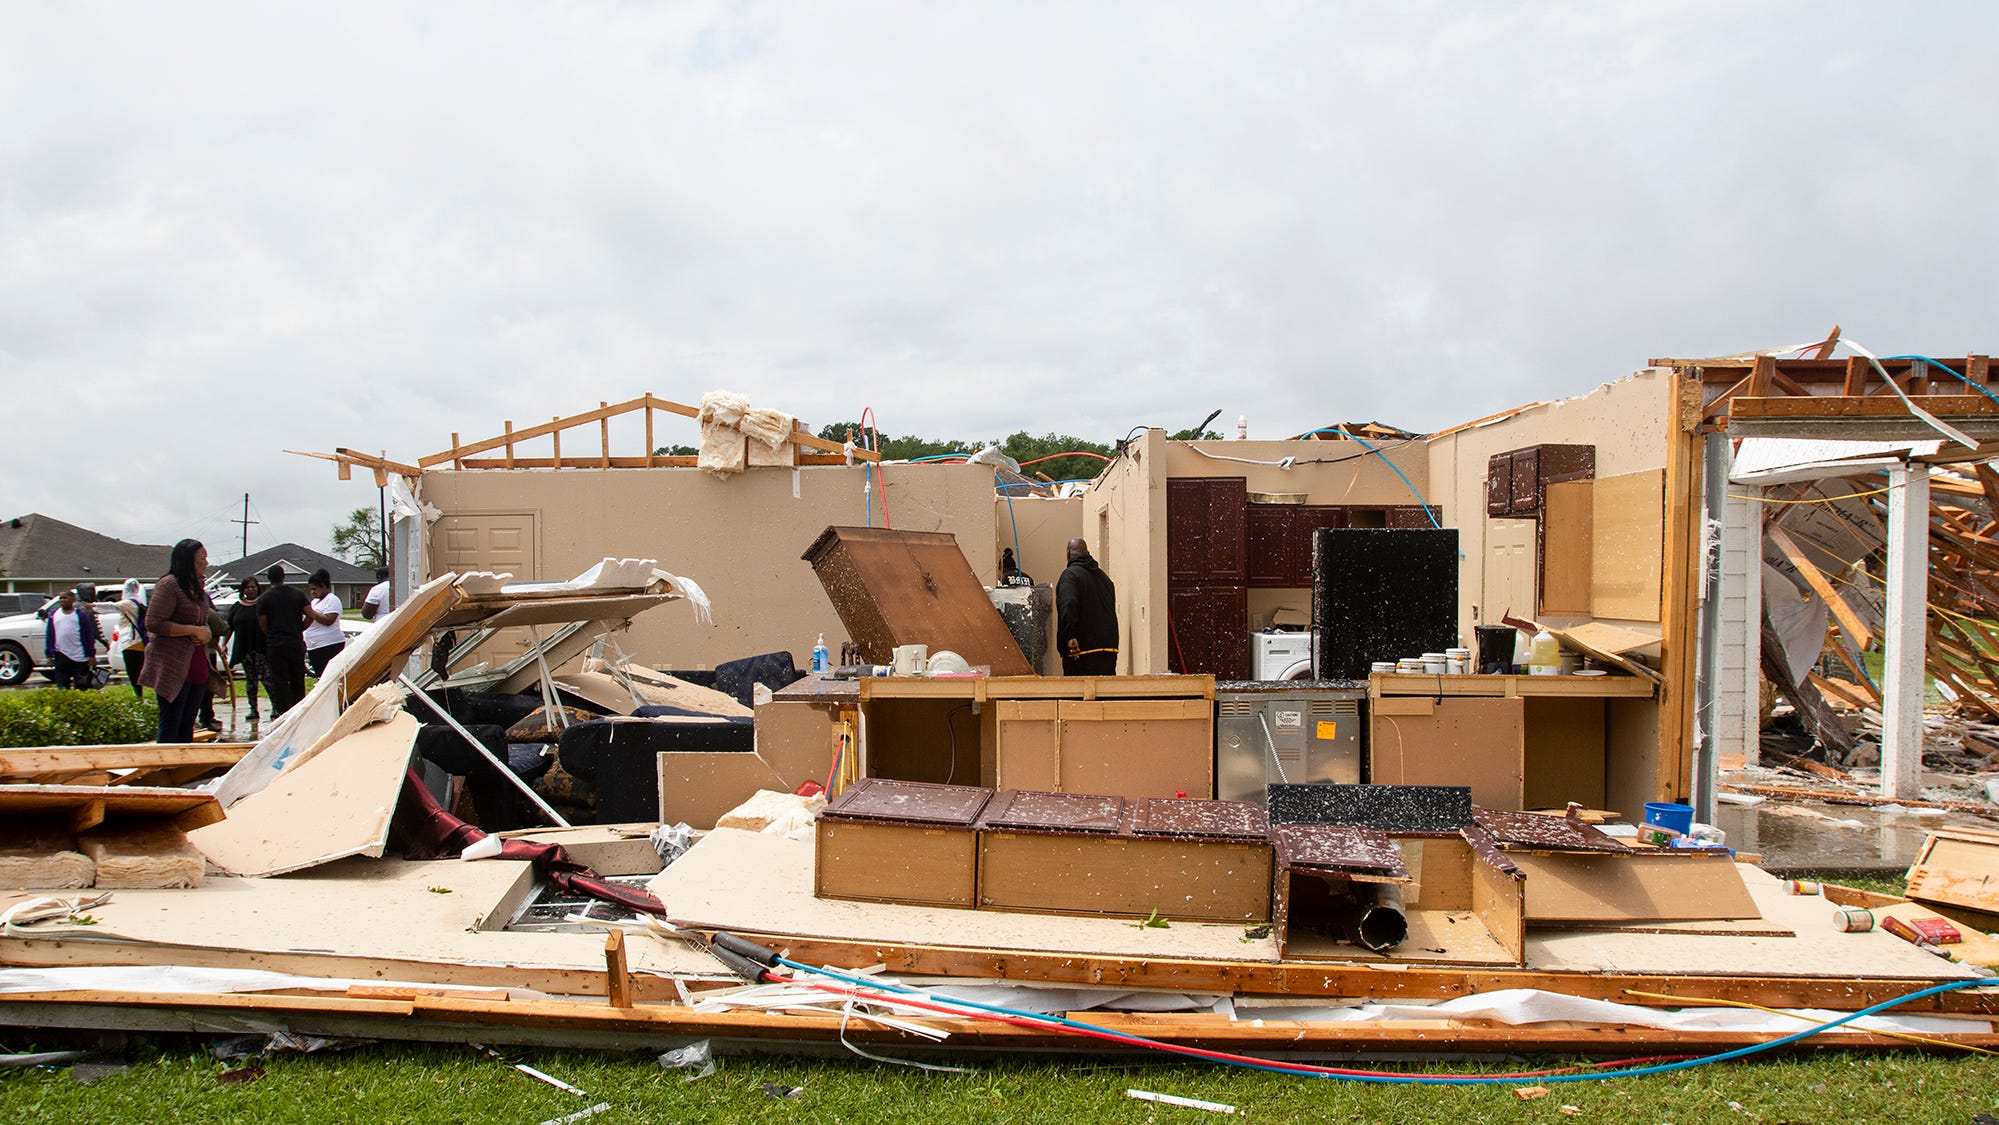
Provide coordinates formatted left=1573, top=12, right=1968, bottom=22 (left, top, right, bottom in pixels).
left=67, top=798, right=106, bottom=834
left=1746, top=354, right=1776, bottom=397
left=1588, top=469, right=1665, bottom=621
left=8, top=988, right=1998, bottom=1054
left=1539, top=479, right=1593, bottom=615
left=604, top=930, right=633, bottom=1008
left=1906, top=831, right=1999, bottom=915
left=0, top=747, right=253, bottom=783
left=1729, top=394, right=1999, bottom=419
left=0, top=785, right=220, bottom=829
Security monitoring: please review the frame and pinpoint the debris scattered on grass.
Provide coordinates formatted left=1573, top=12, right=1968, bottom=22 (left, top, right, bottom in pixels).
left=762, top=1081, right=804, bottom=1100
left=69, top=1061, right=129, bottom=1085
left=657, top=1040, right=715, bottom=1081
left=1126, top=1088, right=1236, bottom=1114
left=1512, top=1085, right=1549, bottom=1100
left=216, top=1064, right=265, bottom=1085
left=535, top=1103, right=610, bottom=1125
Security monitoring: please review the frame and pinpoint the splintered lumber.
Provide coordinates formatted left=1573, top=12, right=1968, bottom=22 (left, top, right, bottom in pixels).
left=75, top=822, right=204, bottom=889
left=1760, top=617, right=1856, bottom=758
left=0, top=820, right=94, bottom=889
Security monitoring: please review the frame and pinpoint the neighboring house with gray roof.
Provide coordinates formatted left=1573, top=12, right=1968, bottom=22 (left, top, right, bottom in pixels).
left=212, top=544, right=375, bottom=609
left=0, top=513, right=173, bottom=597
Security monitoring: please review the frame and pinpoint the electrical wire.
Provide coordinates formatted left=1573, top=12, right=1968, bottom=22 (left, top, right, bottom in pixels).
left=856, top=408, right=891, bottom=529
left=1019, top=451, right=1114, bottom=466
left=1881, top=354, right=1999, bottom=410
left=764, top=957, right=1987, bottom=1084
left=1730, top=485, right=1897, bottom=505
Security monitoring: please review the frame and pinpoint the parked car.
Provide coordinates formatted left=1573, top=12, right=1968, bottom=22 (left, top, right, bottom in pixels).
left=0, top=593, right=129, bottom=688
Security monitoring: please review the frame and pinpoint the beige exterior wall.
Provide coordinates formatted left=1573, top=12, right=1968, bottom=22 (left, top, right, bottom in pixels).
left=1423, top=370, right=1675, bottom=644
left=991, top=495, right=1082, bottom=589
left=1160, top=438, right=1431, bottom=506
left=1082, top=430, right=1167, bottom=673
left=418, top=463, right=1001, bottom=671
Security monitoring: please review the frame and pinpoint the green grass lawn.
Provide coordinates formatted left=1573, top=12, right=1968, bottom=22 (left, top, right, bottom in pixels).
left=3, top=1040, right=1995, bottom=1124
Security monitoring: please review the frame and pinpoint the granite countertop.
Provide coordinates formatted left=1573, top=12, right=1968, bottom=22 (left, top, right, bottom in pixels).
left=1214, top=678, right=1370, bottom=693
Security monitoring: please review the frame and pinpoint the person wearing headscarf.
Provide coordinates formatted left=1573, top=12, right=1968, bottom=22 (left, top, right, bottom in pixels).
left=112, top=578, right=149, bottom=699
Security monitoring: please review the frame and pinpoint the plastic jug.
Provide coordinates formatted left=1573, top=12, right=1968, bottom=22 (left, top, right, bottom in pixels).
left=1528, top=629, right=1561, bottom=676
left=811, top=633, right=829, bottom=673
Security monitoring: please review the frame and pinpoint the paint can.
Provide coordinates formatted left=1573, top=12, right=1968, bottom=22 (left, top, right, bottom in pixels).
left=1784, top=879, right=1822, bottom=896
left=1421, top=652, right=1447, bottom=674
left=1444, top=647, right=1471, bottom=674
left=1833, top=907, right=1875, bottom=933
left=1370, top=661, right=1397, bottom=676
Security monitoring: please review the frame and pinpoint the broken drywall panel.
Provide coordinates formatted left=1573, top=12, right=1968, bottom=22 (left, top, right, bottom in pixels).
left=75, top=822, right=204, bottom=889
left=190, top=712, right=419, bottom=877
left=1268, top=784, right=1474, bottom=833
left=213, top=572, right=459, bottom=808
left=0, top=852, right=718, bottom=989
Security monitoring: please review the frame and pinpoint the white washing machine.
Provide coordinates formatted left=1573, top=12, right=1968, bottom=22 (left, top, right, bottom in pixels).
left=1251, top=631, right=1316, bottom=681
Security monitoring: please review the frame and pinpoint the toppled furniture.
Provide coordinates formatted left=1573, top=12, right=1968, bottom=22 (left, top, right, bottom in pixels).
left=802, top=525, right=1033, bottom=675
left=974, top=791, right=1272, bottom=923
left=815, top=778, right=991, bottom=908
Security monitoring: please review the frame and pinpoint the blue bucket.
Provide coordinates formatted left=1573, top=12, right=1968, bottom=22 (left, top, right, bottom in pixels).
left=1643, top=801, right=1695, bottom=836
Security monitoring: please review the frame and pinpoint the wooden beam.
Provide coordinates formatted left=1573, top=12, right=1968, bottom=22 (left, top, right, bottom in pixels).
left=287, top=449, right=423, bottom=479
left=604, top=931, right=632, bottom=1009
left=0, top=744, right=253, bottom=780
left=66, top=798, right=105, bottom=834
left=1807, top=326, right=1842, bottom=360
left=1766, top=524, right=1875, bottom=649
left=550, top=418, right=560, bottom=466
left=600, top=402, right=610, bottom=468
left=419, top=396, right=658, bottom=468
left=1659, top=373, right=1705, bottom=803
left=452, top=454, right=855, bottom=470
left=1843, top=356, right=1870, bottom=396
left=1746, top=354, right=1776, bottom=397
left=1728, top=395, right=1999, bottom=419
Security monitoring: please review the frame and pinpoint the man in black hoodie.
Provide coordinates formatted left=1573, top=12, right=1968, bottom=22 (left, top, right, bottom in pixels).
left=1056, top=537, right=1118, bottom=676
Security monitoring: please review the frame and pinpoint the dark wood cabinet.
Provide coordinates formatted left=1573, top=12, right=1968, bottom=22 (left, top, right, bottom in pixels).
left=1167, top=477, right=1249, bottom=679
left=1486, top=445, right=1594, bottom=517
left=1246, top=503, right=1347, bottom=587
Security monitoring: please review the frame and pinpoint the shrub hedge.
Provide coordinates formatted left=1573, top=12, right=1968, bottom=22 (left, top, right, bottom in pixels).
left=0, top=687, right=158, bottom=747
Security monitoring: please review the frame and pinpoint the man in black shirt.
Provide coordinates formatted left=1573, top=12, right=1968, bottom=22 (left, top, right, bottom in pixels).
left=257, top=565, right=311, bottom=717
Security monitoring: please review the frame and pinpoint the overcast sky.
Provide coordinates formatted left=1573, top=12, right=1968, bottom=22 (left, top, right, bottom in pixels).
left=3, top=2, right=1995, bottom=560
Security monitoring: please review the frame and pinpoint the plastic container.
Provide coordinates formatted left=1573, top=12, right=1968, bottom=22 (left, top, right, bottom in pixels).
left=1643, top=801, right=1695, bottom=836
left=811, top=633, right=830, bottom=673
left=1512, top=630, right=1533, bottom=674
left=1528, top=629, right=1561, bottom=676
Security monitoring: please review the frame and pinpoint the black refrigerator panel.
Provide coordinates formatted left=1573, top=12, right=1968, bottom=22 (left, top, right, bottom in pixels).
left=1311, top=528, right=1459, bottom=680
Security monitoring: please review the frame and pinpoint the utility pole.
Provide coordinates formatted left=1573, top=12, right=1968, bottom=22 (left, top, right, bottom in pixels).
left=229, top=494, right=258, bottom=559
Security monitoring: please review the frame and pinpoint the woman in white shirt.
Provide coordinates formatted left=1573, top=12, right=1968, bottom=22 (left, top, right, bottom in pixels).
left=301, top=568, right=346, bottom=677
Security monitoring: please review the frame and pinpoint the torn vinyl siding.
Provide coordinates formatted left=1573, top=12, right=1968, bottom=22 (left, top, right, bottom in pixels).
left=1709, top=485, right=1765, bottom=766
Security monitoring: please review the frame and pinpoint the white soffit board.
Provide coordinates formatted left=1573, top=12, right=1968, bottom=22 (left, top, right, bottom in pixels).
left=1731, top=438, right=1942, bottom=485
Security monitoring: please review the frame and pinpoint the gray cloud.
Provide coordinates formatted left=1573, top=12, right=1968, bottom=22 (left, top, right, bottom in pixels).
left=2, top=1, right=1994, bottom=558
